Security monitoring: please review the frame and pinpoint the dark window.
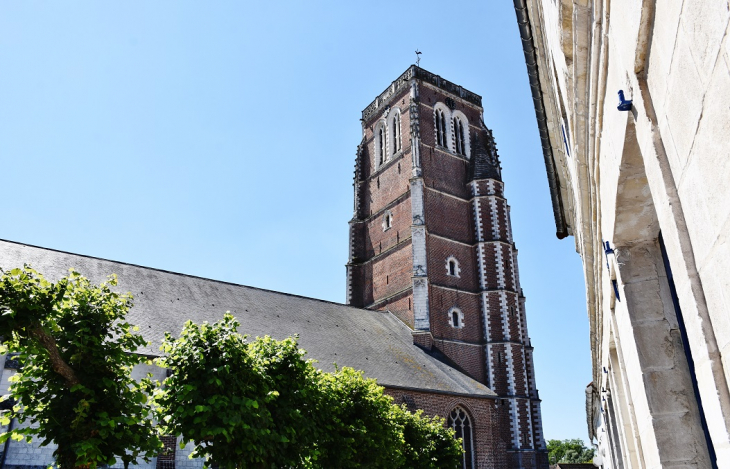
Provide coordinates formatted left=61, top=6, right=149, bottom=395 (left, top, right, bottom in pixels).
left=459, top=120, right=465, bottom=155
left=452, top=310, right=460, bottom=327
left=436, top=109, right=444, bottom=146
left=378, top=127, right=385, bottom=165
left=448, top=407, right=473, bottom=469
left=454, top=118, right=466, bottom=155
left=441, top=112, right=447, bottom=147
left=449, top=260, right=456, bottom=276
left=392, top=113, right=401, bottom=153
left=157, top=435, right=177, bottom=469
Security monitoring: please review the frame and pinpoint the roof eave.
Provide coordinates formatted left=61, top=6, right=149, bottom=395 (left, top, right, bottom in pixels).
left=513, top=0, right=569, bottom=239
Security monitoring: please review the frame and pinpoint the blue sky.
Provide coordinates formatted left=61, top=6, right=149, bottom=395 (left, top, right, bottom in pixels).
left=0, top=1, right=591, bottom=442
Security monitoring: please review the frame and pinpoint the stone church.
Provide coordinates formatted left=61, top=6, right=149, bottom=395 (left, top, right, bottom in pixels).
left=514, top=0, right=730, bottom=467
left=0, top=66, right=547, bottom=469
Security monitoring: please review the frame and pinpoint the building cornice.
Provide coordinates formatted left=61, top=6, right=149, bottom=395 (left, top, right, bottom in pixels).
left=513, top=0, right=569, bottom=239
left=362, top=66, right=482, bottom=123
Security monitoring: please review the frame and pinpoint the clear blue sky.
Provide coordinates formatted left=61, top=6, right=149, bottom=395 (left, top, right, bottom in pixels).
left=0, top=1, right=591, bottom=442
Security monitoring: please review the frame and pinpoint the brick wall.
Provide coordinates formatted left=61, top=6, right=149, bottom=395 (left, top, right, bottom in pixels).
left=427, top=236, right=480, bottom=291
left=384, top=387, right=508, bottom=469
left=423, top=189, right=474, bottom=244
left=429, top=286, right=482, bottom=343
left=352, top=71, right=548, bottom=468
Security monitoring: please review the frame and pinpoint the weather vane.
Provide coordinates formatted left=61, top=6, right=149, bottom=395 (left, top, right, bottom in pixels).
left=415, top=50, right=422, bottom=67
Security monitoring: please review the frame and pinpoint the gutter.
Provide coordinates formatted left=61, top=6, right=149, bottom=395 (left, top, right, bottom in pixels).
left=0, top=417, right=12, bottom=469
left=513, top=0, right=569, bottom=239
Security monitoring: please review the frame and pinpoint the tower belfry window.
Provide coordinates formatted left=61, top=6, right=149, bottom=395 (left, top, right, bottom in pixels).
left=454, top=118, right=466, bottom=155
left=436, top=109, right=447, bottom=147
left=392, top=113, right=401, bottom=154
left=378, top=127, right=386, bottom=165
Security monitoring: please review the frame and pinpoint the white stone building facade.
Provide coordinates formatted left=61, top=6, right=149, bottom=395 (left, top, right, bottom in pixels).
left=514, top=0, right=730, bottom=468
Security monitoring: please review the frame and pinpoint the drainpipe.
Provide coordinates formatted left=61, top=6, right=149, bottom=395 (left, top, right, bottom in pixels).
left=0, top=417, right=13, bottom=469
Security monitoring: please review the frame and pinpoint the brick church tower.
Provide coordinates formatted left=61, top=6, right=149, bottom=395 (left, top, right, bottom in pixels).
left=347, top=66, right=548, bottom=469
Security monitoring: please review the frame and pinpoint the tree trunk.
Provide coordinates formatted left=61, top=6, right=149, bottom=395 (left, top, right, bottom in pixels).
left=29, top=325, right=80, bottom=387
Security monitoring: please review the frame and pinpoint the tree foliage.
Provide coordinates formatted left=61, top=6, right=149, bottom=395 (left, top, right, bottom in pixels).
left=547, top=438, right=595, bottom=465
left=0, top=266, right=161, bottom=469
left=157, top=314, right=464, bottom=469
left=0, top=268, right=463, bottom=469
left=312, top=366, right=405, bottom=468
left=394, top=405, right=464, bottom=469
left=155, top=314, right=320, bottom=468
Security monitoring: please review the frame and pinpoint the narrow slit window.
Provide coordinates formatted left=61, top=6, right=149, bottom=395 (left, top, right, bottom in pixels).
left=446, top=256, right=460, bottom=277
left=448, top=307, right=464, bottom=329
left=382, top=211, right=393, bottom=231
left=454, top=118, right=466, bottom=155
left=378, top=127, right=385, bottom=165
left=454, top=119, right=460, bottom=154
left=392, top=113, right=401, bottom=154
left=459, top=120, right=465, bottom=155
left=440, top=112, right=447, bottom=147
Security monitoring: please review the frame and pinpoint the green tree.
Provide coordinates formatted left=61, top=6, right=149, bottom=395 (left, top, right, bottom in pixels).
left=312, top=366, right=405, bottom=468
left=0, top=266, right=161, bottom=469
left=155, top=314, right=321, bottom=469
left=157, top=313, right=463, bottom=469
left=394, top=405, right=463, bottom=469
left=547, top=438, right=595, bottom=464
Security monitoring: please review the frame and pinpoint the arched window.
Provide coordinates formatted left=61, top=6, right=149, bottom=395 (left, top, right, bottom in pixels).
left=448, top=307, right=464, bottom=329
left=392, top=112, right=401, bottom=154
left=454, top=117, right=466, bottom=155
left=448, top=407, right=474, bottom=469
left=378, top=127, right=386, bottom=165
left=445, top=256, right=460, bottom=277
left=382, top=210, right=393, bottom=231
left=436, top=109, right=447, bottom=147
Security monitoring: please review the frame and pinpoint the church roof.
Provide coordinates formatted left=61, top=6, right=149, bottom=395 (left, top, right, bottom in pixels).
left=0, top=239, right=496, bottom=398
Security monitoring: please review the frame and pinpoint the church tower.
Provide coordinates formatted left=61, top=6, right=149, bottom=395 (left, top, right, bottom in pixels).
left=347, top=66, right=548, bottom=469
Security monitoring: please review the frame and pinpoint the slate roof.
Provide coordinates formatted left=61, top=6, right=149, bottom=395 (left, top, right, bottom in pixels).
left=469, top=125, right=502, bottom=182
left=0, top=239, right=495, bottom=398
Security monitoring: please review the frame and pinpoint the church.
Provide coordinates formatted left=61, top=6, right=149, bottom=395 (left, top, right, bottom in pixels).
left=0, top=66, right=547, bottom=469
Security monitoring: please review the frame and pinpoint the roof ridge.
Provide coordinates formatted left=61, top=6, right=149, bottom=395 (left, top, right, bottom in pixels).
left=0, top=238, right=377, bottom=313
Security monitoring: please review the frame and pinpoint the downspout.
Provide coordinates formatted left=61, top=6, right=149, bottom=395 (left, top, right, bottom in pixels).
left=513, top=0, right=569, bottom=239
left=0, top=417, right=13, bottom=469
left=0, top=352, right=12, bottom=469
